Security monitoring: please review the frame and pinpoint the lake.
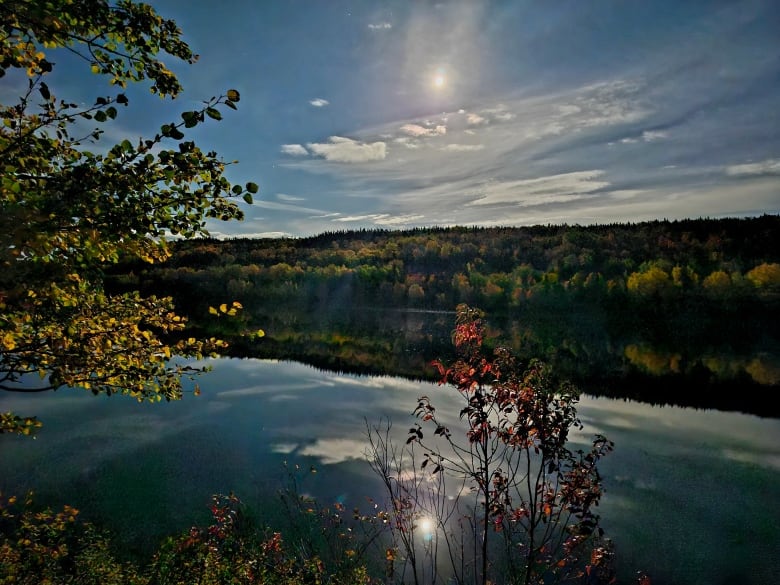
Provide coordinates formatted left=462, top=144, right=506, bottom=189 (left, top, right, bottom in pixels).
left=1, top=357, right=779, bottom=584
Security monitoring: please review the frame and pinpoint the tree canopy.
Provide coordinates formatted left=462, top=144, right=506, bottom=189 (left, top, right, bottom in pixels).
left=0, top=0, right=256, bottom=433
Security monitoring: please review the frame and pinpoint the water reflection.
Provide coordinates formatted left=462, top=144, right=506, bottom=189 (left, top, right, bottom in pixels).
left=1, top=358, right=779, bottom=584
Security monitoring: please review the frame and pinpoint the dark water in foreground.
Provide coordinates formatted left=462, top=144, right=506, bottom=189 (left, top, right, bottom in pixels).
left=1, top=358, right=779, bottom=584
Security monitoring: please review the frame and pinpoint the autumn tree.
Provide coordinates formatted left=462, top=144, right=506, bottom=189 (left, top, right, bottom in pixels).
left=0, top=0, right=257, bottom=433
left=368, top=305, right=615, bottom=585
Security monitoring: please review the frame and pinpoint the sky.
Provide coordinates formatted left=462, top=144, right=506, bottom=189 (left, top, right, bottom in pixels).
left=31, top=0, right=780, bottom=237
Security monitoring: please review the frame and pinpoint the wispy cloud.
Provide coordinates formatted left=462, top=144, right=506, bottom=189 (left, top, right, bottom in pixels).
left=368, top=22, right=392, bottom=30
left=333, top=213, right=424, bottom=226
left=618, top=130, right=668, bottom=144
left=253, top=199, right=331, bottom=215
left=642, top=130, right=668, bottom=142
left=307, top=136, right=387, bottom=163
left=443, top=143, right=484, bottom=152
left=725, top=158, right=780, bottom=177
left=400, top=123, right=446, bottom=137
left=276, top=193, right=305, bottom=202
left=281, top=144, right=308, bottom=156
left=467, top=171, right=609, bottom=207
left=309, top=98, right=330, bottom=107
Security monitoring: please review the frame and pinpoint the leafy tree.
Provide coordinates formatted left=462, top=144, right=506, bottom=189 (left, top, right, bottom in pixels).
left=368, top=305, right=615, bottom=585
left=626, top=266, right=672, bottom=298
left=746, top=262, right=780, bottom=291
left=0, top=0, right=257, bottom=432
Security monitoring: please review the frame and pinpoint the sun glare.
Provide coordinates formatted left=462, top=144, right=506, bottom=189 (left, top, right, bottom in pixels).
left=419, top=517, right=434, bottom=533
left=433, top=74, right=445, bottom=88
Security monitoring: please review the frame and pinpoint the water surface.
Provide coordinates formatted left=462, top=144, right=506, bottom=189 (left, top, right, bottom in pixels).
left=1, top=358, right=778, bottom=584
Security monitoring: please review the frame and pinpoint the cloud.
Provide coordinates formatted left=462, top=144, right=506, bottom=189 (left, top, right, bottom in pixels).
left=309, top=98, right=330, bottom=107
left=367, top=22, right=392, bottom=30
left=333, top=213, right=424, bottom=226
left=253, top=199, right=331, bottom=215
left=307, top=136, right=387, bottom=163
left=619, top=130, right=668, bottom=145
left=642, top=130, right=667, bottom=142
left=572, top=80, right=650, bottom=128
left=281, top=144, right=308, bottom=156
left=467, top=171, right=609, bottom=207
left=725, top=158, right=780, bottom=177
left=394, top=136, right=422, bottom=149
left=443, top=143, right=485, bottom=152
left=400, top=123, right=446, bottom=137
left=276, top=193, right=305, bottom=202
left=466, top=113, right=487, bottom=125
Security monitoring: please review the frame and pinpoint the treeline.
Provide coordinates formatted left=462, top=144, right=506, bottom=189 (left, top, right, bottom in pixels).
left=113, top=215, right=780, bottom=318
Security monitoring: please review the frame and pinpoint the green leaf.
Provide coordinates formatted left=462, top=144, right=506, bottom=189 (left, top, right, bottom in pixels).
left=181, top=111, right=199, bottom=128
left=246, top=182, right=259, bottom=194
left=206, top=107, right=222, bottom=121
left=116, top=93, right=128, bottom=105
left=242, top=193, right=253, bottom=205
left=39, top=82, right=50, bottom=101
left=231, top=185, right=242, bottom=195
left=226, top=89, right=240, bottom=102
left=94, top=110, right=107, bottom=123
left=106, top=106, right=117, bottom=119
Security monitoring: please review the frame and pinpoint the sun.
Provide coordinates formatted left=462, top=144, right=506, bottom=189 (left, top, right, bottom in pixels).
left=433, top=73, right=446, bottom=89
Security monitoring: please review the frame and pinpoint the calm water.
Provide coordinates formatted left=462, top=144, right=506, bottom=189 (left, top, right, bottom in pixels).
left=1, top=358, right=779, bottom=584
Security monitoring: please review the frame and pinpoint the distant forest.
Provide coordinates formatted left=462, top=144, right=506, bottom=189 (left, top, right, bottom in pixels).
left=108, top=215, right=780, bottom=414
left=113, top=215, right=780, bottom=310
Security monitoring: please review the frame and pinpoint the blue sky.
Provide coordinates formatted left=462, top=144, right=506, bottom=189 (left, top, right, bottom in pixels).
left=33, top=1, right=780, bottom=237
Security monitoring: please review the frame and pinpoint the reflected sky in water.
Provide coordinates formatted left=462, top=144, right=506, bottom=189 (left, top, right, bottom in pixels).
left=1, top=358, right=778, bottom=584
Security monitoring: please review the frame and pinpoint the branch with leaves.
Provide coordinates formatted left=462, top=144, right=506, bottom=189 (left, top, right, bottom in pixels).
left=369, top=305, right=616, bottom=585
left=0, top=0, right=258, bottom=432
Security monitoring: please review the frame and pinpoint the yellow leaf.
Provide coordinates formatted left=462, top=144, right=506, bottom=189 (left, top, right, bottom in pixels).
left=2, top=333, right=16, bottom=350
left=219, top=303, right=228, bottom=313
left=208, top=306, right=218, bottom=315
